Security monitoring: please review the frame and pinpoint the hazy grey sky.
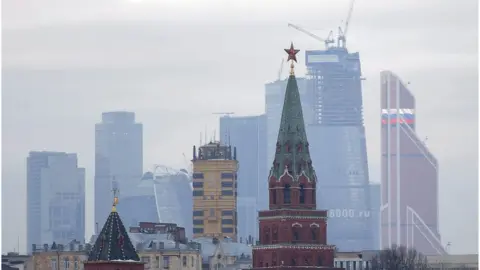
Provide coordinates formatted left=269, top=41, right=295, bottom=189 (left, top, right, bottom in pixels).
left=2, top=0, right=478, bottom=254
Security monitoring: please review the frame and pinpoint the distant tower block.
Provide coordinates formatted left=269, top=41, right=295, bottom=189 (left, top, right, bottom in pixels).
left=192, top=141, right=238, bottom=241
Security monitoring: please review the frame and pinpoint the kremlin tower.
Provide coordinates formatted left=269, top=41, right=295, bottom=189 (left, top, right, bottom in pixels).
left=84, top=190, right=144, bottom=270
left=251, top=43, right=342, bottom=270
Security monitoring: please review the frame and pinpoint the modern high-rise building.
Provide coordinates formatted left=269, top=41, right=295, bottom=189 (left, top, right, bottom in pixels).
left=369, top=183, right=381, bottom=250
left=380, top=71, right=445, bottom=255
left=27, top=151, right=85, bottom=252
left=191, top=142, right=238, bottom=240
left=304, top=48, right=373, bottom=251
left=94, top=111, right=143, bottom=228
left=219, top=114, right=267, bottom=242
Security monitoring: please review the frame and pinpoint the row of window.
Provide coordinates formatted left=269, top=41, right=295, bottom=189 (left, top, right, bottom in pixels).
left=50, top=259, right=78, bottom=270
left=192, top=181, right=237, bottom=188
left=193, top=210, right=234, bottom=217
left=192, top=172, right=237, bottom=179
left=193, top=219, right=234, bottom=226
left=193, top=190, right=235, bottom=197
left=140, top=255, right=195, bottom=269
left=271, top=184, right=314, bottom=204
left=193, top=227, right=234, bottom=234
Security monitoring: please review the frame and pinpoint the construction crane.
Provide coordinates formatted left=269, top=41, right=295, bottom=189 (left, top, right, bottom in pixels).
left=212, top=112, right=235, bottom=116
left=288, top=23, right=335, bottom=49
left=337, top=0, right=356, bottom=48
left=277, top=58, right=284, bottom=81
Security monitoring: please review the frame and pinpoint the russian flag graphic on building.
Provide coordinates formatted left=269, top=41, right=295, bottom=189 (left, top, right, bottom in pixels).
left=381, top=108, right=415, bottom=125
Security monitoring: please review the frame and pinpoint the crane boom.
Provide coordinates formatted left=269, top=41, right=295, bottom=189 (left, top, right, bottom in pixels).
left=343, top=0, right=355, bottom=37
left=337, top=0, right=356, bottom=48
left=288, top=23, right=325, bottom=42
left=288, top=23, right=335, bottom=49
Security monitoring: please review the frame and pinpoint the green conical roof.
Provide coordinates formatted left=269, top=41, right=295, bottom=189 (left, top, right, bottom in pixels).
left=269, top=74, right=316, bottom=181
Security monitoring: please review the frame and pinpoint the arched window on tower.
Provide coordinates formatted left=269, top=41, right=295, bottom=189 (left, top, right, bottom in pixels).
left=283, top=184, right=291, bottom=204
left=292, top=227, right=299, bottom=242
left=311, top=185, right=316, bottom=205
left=311, top=228, right=317, bottom=241
left=299, top=185, right=305, bottom=204
left=272, top=226, right=278, bottom=242
left=270, top=187, right=277, bottom=205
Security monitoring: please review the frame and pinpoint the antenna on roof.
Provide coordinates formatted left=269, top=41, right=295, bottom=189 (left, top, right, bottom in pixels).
left=205, top=125, right=207, bottom=145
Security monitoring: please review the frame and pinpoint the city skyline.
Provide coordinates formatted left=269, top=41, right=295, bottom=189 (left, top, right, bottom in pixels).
left=2, top=0, right=478, bottom=255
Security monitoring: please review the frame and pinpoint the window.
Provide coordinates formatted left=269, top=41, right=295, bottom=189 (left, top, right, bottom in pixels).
left=221, top=172, right=234, bottom=179
left=193, top=190, right=204, bottom=196
left=284, top=184, right=291, bottom=204
left=299, top=185, right=305, bottom=204
left=272, top=189, right=276, bottom=204
left=191, top=256, right=195, bottom=267
left=222, top=210, right=233, bottom=216
left=193, top=228, right=204, bottom=234
left=311, top=229, right=317, bottom=241
left=193, top=173, right=204, bottom=179
left=209, top=208, right=215, bottom=217
left=74, top=259, right=78, bottom=270
left=222, top=227, right=234, bottom=233
left=192, top=182, right=204, bottom=188
left=293, top=228, right=299, bottom=241
left=163, top=256, right=170, bottom=269
left=221, top=190, right=233, bottom=196
left=193, top=219, right=204, bottom=225
left=63, top=259, right=69, bottom=270
left=221, top=181, right=233, bottom=188
left=221, top=219, right=233, bottom=225
left=156, top=256, right=160, bottom=268
left=51, top=259, right=57, bottom=270
left=193, top=210, right=204, bottom=217
left=291, top=259, right=296, bottom=266
left=182, top=256, right=187, bottom=267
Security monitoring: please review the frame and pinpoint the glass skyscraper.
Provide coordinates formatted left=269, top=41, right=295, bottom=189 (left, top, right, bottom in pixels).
left=94, top=111, right=143, bottom=229
left=219, top=115, right=267, bottom=243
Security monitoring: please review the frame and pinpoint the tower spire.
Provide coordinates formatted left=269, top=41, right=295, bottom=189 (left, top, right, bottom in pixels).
left=269, top=42, right=316, bottom=182
left=111, top=188, right=119, bottom=212
left=284, top=42, right=300, bottom=75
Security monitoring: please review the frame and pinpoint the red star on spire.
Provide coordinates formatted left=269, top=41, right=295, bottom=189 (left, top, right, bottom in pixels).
left=284, top=42, right=300, bottom=63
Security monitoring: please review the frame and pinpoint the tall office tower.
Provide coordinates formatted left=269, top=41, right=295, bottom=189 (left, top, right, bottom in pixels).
left=27, top=151, right=85, bottom=252
left=219, top=114, right=267, bottom=243
left=265, top=78, right=314, bottom=167
left=94, top=112, right=143, bottom=229
left=369, top=183, right=381, bottom=250
left=253, top=44, right=341, bottom=270
left=305, top=48, right=373, bottom=251
left=191, top=142, right=238, bottom=240
left=380, top=71, right=444, bottom=255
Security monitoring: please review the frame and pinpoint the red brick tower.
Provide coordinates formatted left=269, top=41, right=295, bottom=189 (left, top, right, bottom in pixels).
left=252, top=44, right=342, bottom=270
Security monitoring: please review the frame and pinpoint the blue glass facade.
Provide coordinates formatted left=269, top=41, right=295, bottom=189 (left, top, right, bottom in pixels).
left=305, top=48, right=374, bottom=251
left=219, top=115, right=267, bottom=244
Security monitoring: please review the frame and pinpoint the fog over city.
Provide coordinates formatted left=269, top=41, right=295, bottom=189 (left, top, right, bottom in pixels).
left=2, top=0, right=478, bottom=254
